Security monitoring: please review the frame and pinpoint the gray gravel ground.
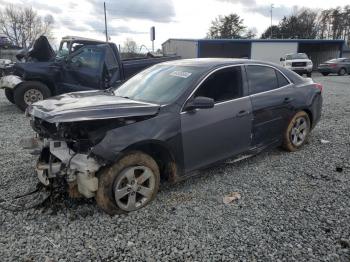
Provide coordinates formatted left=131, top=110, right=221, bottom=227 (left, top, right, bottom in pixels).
left=0, top=74, right=349, bottom=262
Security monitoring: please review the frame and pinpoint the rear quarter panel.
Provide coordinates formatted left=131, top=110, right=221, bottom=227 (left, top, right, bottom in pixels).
left=292, top=82, right=322, bottom=128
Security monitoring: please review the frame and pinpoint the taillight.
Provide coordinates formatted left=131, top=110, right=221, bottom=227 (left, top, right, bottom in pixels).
left=314, top=83, right=323, bottom=92
left=329, top=63, right=337, bottom=68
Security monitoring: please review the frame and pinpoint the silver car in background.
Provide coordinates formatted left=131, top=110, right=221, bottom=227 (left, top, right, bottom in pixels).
left=318, top=58, right=350, bottom=76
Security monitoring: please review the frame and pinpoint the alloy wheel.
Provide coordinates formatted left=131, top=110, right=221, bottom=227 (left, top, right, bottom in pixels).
left=290, top=116, right=309, bottom=147
left=113, top=166, right=156, bottom=211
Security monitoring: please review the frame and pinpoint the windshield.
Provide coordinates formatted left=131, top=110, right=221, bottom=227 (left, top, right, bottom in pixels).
left=286, top=53, right=308, bottom=60
left=114, top=65, right=207, bottom=104
left=56, top=41, right=70, bottom=58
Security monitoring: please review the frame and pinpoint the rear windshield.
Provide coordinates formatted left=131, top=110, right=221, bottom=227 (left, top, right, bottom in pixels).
left=286, top=53, right=308, bottom=60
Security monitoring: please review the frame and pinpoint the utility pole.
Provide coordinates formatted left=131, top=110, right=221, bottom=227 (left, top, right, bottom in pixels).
left=104, top=2, right=108, bottom=42
left=270, top=4, right=274, bottom=39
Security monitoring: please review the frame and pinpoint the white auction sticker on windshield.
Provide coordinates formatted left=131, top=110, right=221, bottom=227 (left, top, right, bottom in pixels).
left=170, top=71, right=192, bottom=78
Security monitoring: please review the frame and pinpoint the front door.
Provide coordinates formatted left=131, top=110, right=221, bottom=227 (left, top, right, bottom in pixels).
left=181, top=66, right=252, bottom=172
left=57, top=46, right=105, bottom=94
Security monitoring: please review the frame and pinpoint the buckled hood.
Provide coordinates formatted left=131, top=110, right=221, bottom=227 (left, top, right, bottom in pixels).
left=28, top=90, right=160, bottom=123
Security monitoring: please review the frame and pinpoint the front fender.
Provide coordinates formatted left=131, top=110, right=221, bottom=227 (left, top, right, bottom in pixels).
left=0, top=75, right=23, bottom=90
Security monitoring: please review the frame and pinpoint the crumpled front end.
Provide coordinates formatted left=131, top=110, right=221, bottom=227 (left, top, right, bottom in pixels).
left=0, top=75, right=23, bottom=90
left=22, top=135, right=101, bottom=198
left=23, top=110, right=157, bottom=199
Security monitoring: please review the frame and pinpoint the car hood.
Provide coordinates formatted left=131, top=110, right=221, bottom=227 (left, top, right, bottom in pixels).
left=27, top=91, right=160, bottom=123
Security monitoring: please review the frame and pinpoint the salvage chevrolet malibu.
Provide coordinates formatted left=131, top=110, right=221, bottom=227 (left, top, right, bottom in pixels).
left=24, top=58, right=323, bottom=214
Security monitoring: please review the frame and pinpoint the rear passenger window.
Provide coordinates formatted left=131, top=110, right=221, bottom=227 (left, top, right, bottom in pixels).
left=246, top=65, right=278, bottom=94
left=276, top=70, right=289, bottom=87
left=195, top=67, right=242, bottom=103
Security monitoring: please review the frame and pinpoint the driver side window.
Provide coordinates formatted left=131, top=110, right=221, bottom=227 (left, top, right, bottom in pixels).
left=70, top=48, right=103, bottom=70
left=194, top=66, right=243, bottom=103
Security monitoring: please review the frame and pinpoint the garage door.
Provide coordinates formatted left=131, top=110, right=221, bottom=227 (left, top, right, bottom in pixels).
left=251, top=42, right=298, bottom=65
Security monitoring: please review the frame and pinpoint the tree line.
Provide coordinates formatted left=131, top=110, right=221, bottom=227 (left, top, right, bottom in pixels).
left=207, top=6, right=350, bottom=45
left=0, top=5, right=54, bottom=49
left=1, top=3, right=349, bottom=50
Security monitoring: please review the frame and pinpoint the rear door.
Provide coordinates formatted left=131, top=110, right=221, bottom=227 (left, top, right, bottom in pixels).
left=181, top=65, right=252, bottom=172
left=57, top=46, right=105, bottom=94
left=246, top=65, right=295, bottom=147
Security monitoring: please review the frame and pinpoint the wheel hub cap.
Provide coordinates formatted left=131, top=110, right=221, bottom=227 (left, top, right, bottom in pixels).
left=114, top=166, right=155, bottom=211
left=23, top=89, right=43, bottom=105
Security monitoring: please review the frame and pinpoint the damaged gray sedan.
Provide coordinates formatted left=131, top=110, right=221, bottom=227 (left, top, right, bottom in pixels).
left=25, top=58, right=323, bottom=214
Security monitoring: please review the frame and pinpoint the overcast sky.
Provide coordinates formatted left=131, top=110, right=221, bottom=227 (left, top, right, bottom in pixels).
left=0, top=0, right=349, bottom=50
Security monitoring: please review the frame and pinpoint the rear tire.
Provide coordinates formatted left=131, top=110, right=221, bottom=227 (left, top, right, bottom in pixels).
left=4, top=88, right=15, bottom=104
left=283, top=111, right=311, bottom=152
left=96, top=151, right=160, bottom=215
left=321, top=72, right=329, bottom=76
left=338, top=68, right=346, bottom=76
left=13, top=81, right=51, bottom=111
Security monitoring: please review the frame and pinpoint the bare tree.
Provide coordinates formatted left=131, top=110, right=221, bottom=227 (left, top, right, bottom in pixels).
left=122, top=38, right=138, bottom=53
left=0, top=5, right=54, bottom=49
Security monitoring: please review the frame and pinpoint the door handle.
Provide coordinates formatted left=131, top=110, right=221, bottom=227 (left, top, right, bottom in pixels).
left=236, top=110, right=249, bottom=118
left=283, top=97, right=294, bottom=103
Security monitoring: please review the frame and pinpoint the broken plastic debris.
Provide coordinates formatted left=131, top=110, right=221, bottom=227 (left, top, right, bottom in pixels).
left=223, top=192, right=241, bottom=204
left=336, top=167, right=343, bottom=173
left=320, top=139, right=330, bottom=144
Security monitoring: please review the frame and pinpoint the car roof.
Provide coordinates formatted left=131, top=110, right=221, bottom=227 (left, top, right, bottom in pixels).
left=159, top=58, right=306, bottom=85
left=61, top=36, right=105, bottom=43
left=160, top=58, right=279, bottom=69
left=286, top=53, right=307, bottom=56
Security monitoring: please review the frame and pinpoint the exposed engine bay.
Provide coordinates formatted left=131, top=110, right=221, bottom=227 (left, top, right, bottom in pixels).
left=23, top=115, right=151, bottom=198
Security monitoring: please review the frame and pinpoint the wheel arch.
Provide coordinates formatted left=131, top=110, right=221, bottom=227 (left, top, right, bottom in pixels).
left=120, top=140, right=179, bottom=182
left=16, top=78, right=55, bottom=95
left=301, top=108, right=313, bottom=127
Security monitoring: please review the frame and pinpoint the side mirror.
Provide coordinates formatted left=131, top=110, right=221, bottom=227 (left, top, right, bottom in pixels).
left=185, top=96, right=214, bottom=111
left=280, top=57, right=285, bottom=62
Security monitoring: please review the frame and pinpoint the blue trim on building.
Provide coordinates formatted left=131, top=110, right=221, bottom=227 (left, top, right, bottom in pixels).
left=163, top=38, right=344, bottom=46
left=194, top=39, right=345, bottom=45
left=162, top=38, right=346, bottom=59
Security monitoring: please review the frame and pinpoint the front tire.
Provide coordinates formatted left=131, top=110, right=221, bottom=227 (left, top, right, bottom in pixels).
left=307, top=72, right=312, bottom=77
left=321, top=72, right=329, bottom=76
left=96, top=151, right=160, bottom=215
left=283, top=111, right=311, bottom=152
left=13, top=81, right=51, bottom=111
left=4, top=88, right=15, bottom=104
left=338, top=68, right=346, bottom=76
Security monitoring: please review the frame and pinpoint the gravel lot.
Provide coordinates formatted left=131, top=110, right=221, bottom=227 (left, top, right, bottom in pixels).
left=0, top=74, right=349, bottom=262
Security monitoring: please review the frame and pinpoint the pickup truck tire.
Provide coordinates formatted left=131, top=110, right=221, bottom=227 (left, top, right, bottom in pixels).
left=283, top=111, right=311, bottom=152
left=96, top=151, right=160, bottom=215
left=4, top=88, right=15, bottom=104
left=13, top=81, right=51, bottom=111
left=307, top=72, right=312, bottom=77
left=338, top=68, right=346, bottom=76
left=321, top=72, right=329, bottom=76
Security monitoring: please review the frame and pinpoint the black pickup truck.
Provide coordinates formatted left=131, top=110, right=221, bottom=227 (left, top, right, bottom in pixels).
left=0, top=36, right=179, bottom=111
